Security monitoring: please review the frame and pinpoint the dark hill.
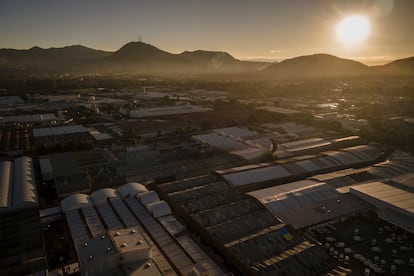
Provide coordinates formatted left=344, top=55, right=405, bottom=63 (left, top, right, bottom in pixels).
left=179, top=50, right=267, bottom=72
left=263, top=53, right=373, bottom=78
left=374, top=56, right=414, bottom=75
left=0, top=45, right=111, bottom=73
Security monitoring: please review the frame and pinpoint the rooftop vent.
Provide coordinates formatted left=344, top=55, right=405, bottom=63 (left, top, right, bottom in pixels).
left=115, top=231, right=121, bottom=236
left=136, top=240, right=143, bottom=246
left=101, top=235, right=106, bottom=239
left=83, top=242, right=88, bottom=247
left=107, top=247, right=111, bottom=252
left=130, top=229, right=136, bottom=234
left=121, top=242, right=127, bottom=248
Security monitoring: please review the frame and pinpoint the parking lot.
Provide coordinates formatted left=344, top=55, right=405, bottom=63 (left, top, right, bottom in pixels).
left=306, top=212, right=414, bottom=275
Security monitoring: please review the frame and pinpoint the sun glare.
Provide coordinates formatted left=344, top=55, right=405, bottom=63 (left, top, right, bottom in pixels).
left=336, top=15, right=370, bottom=45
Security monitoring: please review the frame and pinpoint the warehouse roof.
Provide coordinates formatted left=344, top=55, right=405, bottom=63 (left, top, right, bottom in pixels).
left=33, top=124, right=88, bottom=137
left=129, top=104, right=208, bottom=118
left=0, top=95, right=24, bottom=105
left=350, top=182, right=414, bottom=214
left=158, top=174, right=335, bottom=274
left=247, top=180, right=367, bottom=229
left=218, top=145, right=382, bottom=188
left=91, top=188, right=119, bottom=204
left=0, top=156, right=38, bottom=211
left=0, top=113, right=58, bottom=123
left=117, top=182, right=148, bottom=198
left=60, top=183, right=224, bottom=276
left=223, top=165, right=292, bottom=187
left=193, top=127, right=273, bottom=161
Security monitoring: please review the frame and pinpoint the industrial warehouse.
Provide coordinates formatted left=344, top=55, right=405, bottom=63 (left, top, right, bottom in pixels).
left=1, top=85, right=414, bottom=276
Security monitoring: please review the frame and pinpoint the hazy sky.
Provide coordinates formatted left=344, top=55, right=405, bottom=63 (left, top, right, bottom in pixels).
left=1, top=0, right=413, bottom=64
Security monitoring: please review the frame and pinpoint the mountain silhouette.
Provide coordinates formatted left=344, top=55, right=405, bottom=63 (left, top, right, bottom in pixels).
left=263, top=54, right=373, bottom=78
left=374, top=56, right=414, bottom=75
left=0, top=42, right=413, bottom=77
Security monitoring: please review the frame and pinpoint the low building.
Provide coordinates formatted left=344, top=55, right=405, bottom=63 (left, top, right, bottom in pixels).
left=193, top=127, right=273, bottom=162
left=248, top=179, right=369, bottom=229
left=0, top=157, right=45, bottom=275
left=128, top=104, right=209, bottom=118
left=216, top=145, right=383, bottom=191
left=60, top=183, right=225, bottom=275
left=33, top=124, right=92, bottom=147
left=156, top=174, right=335, bottom=275
left=0, top=113, right=60, bottom=125
left=350, top=181, right=414, bottom=233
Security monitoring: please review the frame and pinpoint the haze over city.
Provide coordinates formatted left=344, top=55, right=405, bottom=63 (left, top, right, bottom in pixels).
left=1, top=0, right=414, bottom=64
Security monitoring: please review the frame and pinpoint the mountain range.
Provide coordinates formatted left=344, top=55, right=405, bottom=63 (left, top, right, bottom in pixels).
left=0, top=41, right=413, bottom=77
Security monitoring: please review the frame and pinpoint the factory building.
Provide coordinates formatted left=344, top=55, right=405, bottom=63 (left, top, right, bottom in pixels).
left=0, top=157, right=45, bottom=275
left=193, top=127, right=273, bottom=162
left=60, top=183, right=225, bottom=276
left=156, top=175, right=335, bottom=275
left=216, top=145, right=383, bottom=191
left=33, top=124, right=92, bottom=147
left=0, top=113, right=59, bottom=125
left=247, top=150, right=414, bottom=232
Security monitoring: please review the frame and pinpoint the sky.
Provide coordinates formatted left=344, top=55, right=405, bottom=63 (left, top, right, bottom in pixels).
left=1, top=0, right=413, bottom=65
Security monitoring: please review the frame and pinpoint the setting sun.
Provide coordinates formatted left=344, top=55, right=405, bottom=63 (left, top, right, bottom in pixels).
left=336, top=15, right=370, bottom=45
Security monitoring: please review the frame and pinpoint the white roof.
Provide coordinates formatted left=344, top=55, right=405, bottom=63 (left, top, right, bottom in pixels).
left=61, top=194, right=93, bottom=212
left=350, top=182, right=414, bottom=214
left=117, top=182, right=148, bottom=198
left=91, top=188, right=120, bottom=204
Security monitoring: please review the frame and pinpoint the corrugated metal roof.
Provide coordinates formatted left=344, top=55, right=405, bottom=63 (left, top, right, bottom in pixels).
left=351, top=182, right=414, bottom=214
left=90, top=188, right=119, bottom=204
left=193, top=127, right=272, bottom=161
left=0, top=157, right=38, bottom=211
left=0, top=161, right=13, bottom=209
left=0, top=113, right=57, bottom=123
left=248, top=181, right=339, bottom=213
left=139, top=190, right=160, bottom=206
left=81, top=206, right=106, bottom=238
left=33, top=124, right=87, bottom=137
left=110, top=197, right=138, bottom=228
left=146, top=200, right=172, bottom=218
left=213, top=127, right=257, bottom=138
left=12, top=156, right=37, bottom=208
left=193, top=132, right=250, bottom=152
left=223, top=165, right=291, bottom=187
left=61, top=194, right=93, bottom=212
left=117, top=182, right=148, bottom=198
left=95, top=202, right=123, bottom=229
